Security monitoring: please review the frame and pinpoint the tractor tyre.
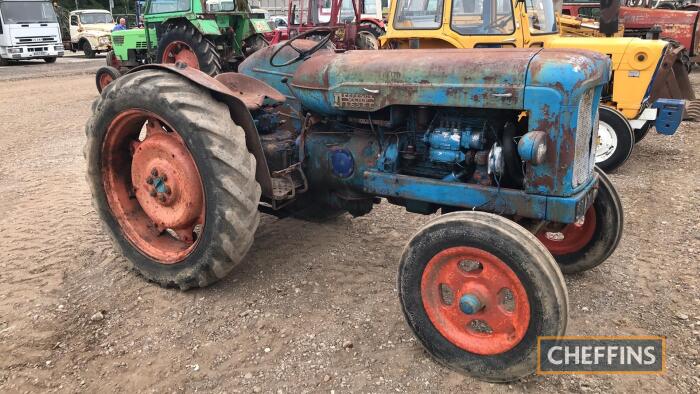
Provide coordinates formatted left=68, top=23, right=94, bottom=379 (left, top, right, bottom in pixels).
left=536, top=167, right=623, bottom=274
left=157, top=24, right=222, bottom=76
left=44, top=57, right=57, bottom=63
left=95, top=66, right=121, bottom=93
left=398, top=211, right=568, bottom=382
left=356, top=30, right=379, bottom=50
left=633, top=122, right=652, bottom=143
left=83, top=41, right=95, bottom=58
left=85, top=69, right=260, bottom=289
left=595, top=106, right=634, bottom=172
left=359, top=23, right=384, bottom=40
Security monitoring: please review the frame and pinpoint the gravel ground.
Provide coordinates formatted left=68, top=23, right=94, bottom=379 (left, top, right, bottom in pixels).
left=0, top=60, right=698, bottom=393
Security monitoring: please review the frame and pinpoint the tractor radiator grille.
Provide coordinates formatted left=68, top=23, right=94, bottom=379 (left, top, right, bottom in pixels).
left=113, top=36, right=124, bottom=45
left=572, top=88, right=596, bottom=187
left=135, top=41, right=147, bottom=49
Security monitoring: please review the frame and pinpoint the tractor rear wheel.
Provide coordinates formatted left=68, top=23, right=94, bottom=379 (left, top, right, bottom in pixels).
left=157, top=24, right=222, bottom=76
left=85, top=70, right=260, bottom=289
left=595, top=106, right=634, bottom=172
left=359, top=23, right=384, bottom=40
left=95, top=66, right=121, bottom=93
left=398, top=211, right=568, bottom=382
left=536, top=167, right=623, bottom=274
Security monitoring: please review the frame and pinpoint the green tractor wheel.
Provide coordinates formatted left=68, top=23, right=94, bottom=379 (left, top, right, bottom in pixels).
left=157, top=24, right=222, bottom=76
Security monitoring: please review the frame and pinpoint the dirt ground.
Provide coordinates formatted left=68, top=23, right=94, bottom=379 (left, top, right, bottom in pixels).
left=0, top=57, right=699, bottom=393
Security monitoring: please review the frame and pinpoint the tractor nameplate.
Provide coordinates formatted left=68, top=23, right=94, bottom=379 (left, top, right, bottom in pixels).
left=333, top=93, right=376, bottom=110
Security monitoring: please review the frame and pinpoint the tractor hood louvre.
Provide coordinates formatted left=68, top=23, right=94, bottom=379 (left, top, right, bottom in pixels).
left=290, top=48, right=534, bottom=114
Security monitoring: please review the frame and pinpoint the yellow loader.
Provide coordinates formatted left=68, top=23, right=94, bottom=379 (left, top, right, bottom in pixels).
left=381, top=0, right=693, bottom=171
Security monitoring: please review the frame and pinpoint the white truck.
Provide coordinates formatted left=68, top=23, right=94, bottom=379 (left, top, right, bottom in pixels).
left=0, top=0, right=64, bottom=65
left=64, top=9, right=113, bottom=58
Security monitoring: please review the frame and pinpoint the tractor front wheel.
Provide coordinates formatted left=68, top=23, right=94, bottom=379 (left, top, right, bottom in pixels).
left=85, top=70, right=260, bottom=289
left=95, top=66, right=121, bottom=93
left=157, top=24, right=222, bottom=76
left=399, top=211, right=568, bottom=382
left=536, top=168, right=623, bottom=274
left=595, top=106, right=634, bottom=172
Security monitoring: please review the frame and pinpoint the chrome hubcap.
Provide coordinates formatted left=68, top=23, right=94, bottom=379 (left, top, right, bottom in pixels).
left=596, top=121, right=618, bottom=163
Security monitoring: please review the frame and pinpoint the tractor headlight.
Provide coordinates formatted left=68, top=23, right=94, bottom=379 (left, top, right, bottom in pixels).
left=54, top=44, right=64, bottom=51
left=7, top=47, right=22, bottom=54
left=630, top=48, right=652, bottom=70
left=99, top=36, right=111, bottom=45
left=518, top=130, right=548, bottom=165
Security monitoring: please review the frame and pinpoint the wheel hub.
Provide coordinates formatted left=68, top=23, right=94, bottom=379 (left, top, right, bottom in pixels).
left=162, top=41, right=200, bottom=69
left=99, top=73, right=113, bottom=89
left=131, top=122, right=203, bottom=238
left=421, top=246, right=531, bottom=355
left=596, top=121, right=618, bottom=162
left=537, top=206, right=597, bottom=255
left=102, top=109, right=205, bottom=263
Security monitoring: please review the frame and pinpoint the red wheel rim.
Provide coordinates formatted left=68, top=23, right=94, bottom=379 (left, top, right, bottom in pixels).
left=536, top=206, right=597, bottom=255
left=161, top=41, right=200, bottom=69
left=99, top=73, right=114, bottom=90
left=101, top=109, right=205, bottom=263
left=421, top=247, right=531, bottom=355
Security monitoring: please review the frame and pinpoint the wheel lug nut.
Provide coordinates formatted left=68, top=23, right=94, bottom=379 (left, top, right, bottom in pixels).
left=146, top=176, right=154, bottom=185
left=149, top=189, right=157, bottom=197
left=151, top=168, right=158, bottom=176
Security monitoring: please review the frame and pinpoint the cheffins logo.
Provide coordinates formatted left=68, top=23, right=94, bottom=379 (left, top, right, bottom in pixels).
left=537, top=336, right=665, bottom=374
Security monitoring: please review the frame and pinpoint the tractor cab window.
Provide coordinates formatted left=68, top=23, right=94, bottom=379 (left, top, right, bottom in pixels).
left=315, top=0, right=355, bottom=24
left=394, top=0, right=445, bottom=30
left=147, top=0, right=191, bottom=14
left=363, top=0, right=376, bottom=14
left=450, top=0, right=514, bottom=35
left=525, top=0, right=559, bottom=35
left=70, top=15, right=78, bottom=25
left=339, top=0, right=356, bottom=22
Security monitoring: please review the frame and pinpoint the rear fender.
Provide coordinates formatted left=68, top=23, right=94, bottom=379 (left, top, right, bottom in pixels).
left=127, top=63, right=287, bottom=198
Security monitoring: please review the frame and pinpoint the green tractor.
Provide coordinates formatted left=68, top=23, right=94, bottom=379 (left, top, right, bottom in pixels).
left=95, top=0, right=271, bottom=92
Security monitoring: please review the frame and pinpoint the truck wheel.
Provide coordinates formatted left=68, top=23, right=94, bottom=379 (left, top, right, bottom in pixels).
left=44, top=57, right=57, bottom=63
left=157, top=24, right=222, bottom=76
left=595, top=106, right=634, bottom=172
left=95, top=66, right=121, bottom=93
left=85, top=70, right=260, bottom=289
left=0, top=57, right=9, bottom=66
left=83, top=41, right=95, bottom=58
left=536, top=168, right=623, bottom=274
left=399, top=211, right=568, bottom=382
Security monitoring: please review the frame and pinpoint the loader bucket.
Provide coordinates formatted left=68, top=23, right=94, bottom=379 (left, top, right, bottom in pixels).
left=648, top=44, right=700, bottom=120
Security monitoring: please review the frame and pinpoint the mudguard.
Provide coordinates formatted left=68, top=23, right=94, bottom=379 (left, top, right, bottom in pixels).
left=126, top=63, right=287, bottom=198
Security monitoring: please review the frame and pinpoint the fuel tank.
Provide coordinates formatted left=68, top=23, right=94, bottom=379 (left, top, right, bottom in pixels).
left=238, top=42, right=610, bottom=116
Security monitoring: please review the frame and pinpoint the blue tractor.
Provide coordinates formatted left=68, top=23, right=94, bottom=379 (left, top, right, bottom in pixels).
left=86, top=29, right=623, bottom=381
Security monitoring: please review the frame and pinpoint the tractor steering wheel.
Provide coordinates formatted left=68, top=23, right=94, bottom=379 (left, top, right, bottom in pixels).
left=270, top=27, right=335, bottom=67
